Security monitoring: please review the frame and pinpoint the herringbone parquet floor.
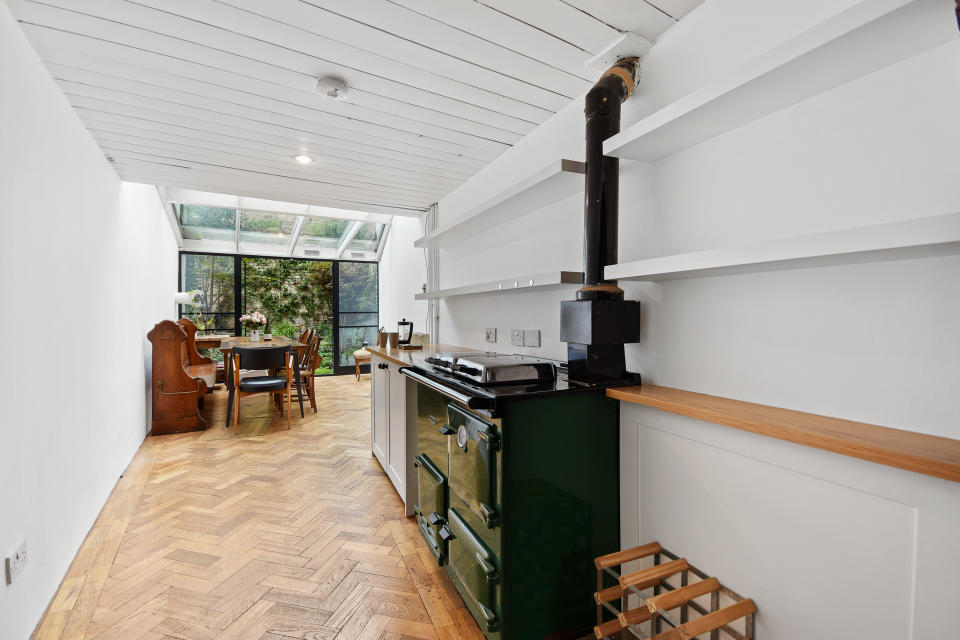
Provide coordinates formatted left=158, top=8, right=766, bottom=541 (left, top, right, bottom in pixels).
left=30, top=375, right=485, bottom=640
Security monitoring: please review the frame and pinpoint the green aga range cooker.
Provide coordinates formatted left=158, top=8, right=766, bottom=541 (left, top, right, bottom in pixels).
left=401, top=351, right=626, bottom=639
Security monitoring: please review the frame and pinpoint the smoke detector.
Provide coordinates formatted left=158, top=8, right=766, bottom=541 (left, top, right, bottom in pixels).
left=316, top=76, right=348, bottom=100
left=586, top=32, right=653, bottom=74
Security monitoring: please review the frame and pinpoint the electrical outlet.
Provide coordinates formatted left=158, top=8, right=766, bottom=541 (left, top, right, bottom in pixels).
left=484, top=328, right=497, bottom=343
left=510, top=329, right=523, bottom=346
left=5, top=541, right=27, bottom=585
left=522, top=329, right=541, bottom=347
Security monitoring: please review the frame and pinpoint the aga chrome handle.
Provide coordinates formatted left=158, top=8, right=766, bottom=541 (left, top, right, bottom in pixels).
left=476, top=602, right=500, bottom=632
left=477, top=429, right=500, bottom=451
left=475, top=553, right=500, bottom=585
left=479, top=502, right=500, bottom=528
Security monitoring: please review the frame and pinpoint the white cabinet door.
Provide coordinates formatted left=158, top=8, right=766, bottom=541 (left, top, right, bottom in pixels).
left=386, top=365, right=406, bottom=496
left=371, top=356, right=389, bottom=468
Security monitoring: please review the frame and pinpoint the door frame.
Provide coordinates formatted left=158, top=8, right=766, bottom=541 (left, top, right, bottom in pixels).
left=177, top=251, right=378, bottom=377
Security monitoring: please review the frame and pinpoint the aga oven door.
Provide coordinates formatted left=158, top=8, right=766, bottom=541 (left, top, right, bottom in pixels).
left=446, top=507, right=501, bottom=633
left=446, top=404, right=500, bottom=529
left=414, top=453, right=448, bottom=566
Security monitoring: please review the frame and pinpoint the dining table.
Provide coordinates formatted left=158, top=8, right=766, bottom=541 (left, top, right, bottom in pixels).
left=220, top=336, right=309, bottom=427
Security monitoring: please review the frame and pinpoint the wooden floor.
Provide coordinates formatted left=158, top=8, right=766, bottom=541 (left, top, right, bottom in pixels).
left=31, top=375, right=485, bottom=640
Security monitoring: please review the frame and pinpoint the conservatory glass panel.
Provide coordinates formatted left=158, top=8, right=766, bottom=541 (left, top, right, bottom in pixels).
left=238, top=210, right=299, bottom=245
left=179, top=205, right=237, bottom=241
left=295, top=217, right=353, bottom=250
left=346, top=223, right=385, bottom=252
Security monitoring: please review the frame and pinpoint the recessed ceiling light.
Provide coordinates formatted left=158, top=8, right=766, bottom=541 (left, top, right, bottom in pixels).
left=293, top=154, right=312, bottom=165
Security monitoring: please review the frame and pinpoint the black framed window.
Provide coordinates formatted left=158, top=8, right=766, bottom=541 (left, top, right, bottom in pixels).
left=178, top=253, right=236, bottom=334
left=335, top=261, right=380, bottom=374
left=178, top=252, right=378, bottom=377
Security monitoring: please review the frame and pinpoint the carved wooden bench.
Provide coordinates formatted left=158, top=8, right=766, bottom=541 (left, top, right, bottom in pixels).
left=147, top=320, right=213, bottom=435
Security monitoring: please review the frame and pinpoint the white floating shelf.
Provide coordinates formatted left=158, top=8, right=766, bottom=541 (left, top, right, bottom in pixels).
left=414, top=159, right=585, bottom=249
left=605, top=0, right=957, bottom=162
left=415, top=271, right=584, bottom=300
left=606, top=213, right=960, bottom=282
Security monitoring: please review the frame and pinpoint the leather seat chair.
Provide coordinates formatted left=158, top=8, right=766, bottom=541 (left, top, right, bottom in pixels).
left=232, top=345, right=295, bottom=433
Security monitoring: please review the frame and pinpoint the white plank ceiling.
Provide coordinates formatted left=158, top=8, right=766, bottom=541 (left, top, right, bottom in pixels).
left=8, top=0, right=703, bottom=216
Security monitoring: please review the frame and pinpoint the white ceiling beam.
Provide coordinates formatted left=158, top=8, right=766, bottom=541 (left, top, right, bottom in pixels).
left=288, top=216, right=305, bottom=256
left=337, top=221, right=364, bottom=258
left=375, top=223, right=392, bottom=262
left=234, top=202, right=241, bottom=252
left=162, top=198, right=184, bottom=247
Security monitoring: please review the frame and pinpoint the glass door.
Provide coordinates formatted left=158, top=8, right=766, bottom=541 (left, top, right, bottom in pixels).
left=179, top=252, right=378, bottom=377
left=335, top=261, right=379, bottom=375
left=241, top=257, right=335, bottom=375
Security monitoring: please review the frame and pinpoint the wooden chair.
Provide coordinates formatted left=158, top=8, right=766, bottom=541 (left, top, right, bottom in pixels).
left=291, top=336, right=323, bottom=413
left=147, top=320, right=211, bottom=435
left=232, top=345, right=295, bottom=434
left=297, top=327, right=315, bottom=347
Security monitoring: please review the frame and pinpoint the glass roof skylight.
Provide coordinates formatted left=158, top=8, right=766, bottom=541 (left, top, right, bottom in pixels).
left=164, top=189, right=394, bottom=261
left=296, top=217, right=353, bottom=250
left=347, top=223, right=386, bottom=252
left=239, top=210, right=299, bottom=246
left=179, top=205, right=236, bottom=242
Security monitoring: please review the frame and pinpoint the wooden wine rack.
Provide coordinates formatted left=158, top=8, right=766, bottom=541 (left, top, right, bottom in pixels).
left=593, top=542, right=756, bottom=639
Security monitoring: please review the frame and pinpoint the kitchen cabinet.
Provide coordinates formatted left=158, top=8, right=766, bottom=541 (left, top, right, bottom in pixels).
left=370, top=354, right=417, bottom=515
left=371, top=355, right=390, bottom=465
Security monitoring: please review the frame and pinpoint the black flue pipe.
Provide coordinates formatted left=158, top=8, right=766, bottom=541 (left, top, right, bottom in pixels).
left=578, top=58, right=640, bottom=301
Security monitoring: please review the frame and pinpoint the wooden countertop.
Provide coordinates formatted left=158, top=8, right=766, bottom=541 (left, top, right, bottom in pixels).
left=608, top=385, right=960, bottom=483
left=366, top=343, right=475, bottom=368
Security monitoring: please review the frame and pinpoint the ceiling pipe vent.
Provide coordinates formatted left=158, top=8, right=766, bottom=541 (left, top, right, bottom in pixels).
left=561, top=56, right=644, bottom=383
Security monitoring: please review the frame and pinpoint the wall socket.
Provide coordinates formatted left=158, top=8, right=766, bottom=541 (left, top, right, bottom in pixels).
left=5, top=541, right=27, bottom=585
left=510, top=329, right=541, bottom=347
left=484, top=328, right=497, bottom=343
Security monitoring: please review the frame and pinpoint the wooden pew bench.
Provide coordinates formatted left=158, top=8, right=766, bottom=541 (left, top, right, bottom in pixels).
left=147, top=320, right=214, bottom=435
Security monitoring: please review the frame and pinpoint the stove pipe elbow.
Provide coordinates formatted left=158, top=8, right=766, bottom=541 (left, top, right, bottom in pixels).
left=579, top=57, right=640, bottom=301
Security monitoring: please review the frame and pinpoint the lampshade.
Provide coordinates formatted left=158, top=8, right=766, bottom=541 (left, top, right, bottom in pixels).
left=175, top=290, right=203, bottom=306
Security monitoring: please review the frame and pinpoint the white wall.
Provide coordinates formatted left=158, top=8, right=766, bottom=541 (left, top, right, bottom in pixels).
left=433, top=1, right=960, bottom=637
left=0, top=3, right=178, bottom=638
left=379, top=216, right=429, bottom=336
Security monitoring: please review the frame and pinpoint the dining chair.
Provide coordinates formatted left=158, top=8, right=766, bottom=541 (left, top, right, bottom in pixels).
left=297, top=327, right=315, bottom=347
left=292, top=336, right=322, bottom=413
left=232, top=345, right=295, bottom=434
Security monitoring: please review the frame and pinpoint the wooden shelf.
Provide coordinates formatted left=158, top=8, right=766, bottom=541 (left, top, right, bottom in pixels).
left=608, top=385, right=960, bottom=483
left=414, top=159, right=585, bottom=249
left=605, top=212, right=960, bottom=281
left=415, top=270, right=583, bottom=300
left=604, top=0, right=956, bottom=162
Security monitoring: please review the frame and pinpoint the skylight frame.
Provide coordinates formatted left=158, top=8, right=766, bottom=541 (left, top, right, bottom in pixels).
left=166, top=196, right=394, bottom=262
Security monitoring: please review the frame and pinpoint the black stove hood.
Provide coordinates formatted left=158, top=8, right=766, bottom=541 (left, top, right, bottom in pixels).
left=561, top=57, right=642, bottom=383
